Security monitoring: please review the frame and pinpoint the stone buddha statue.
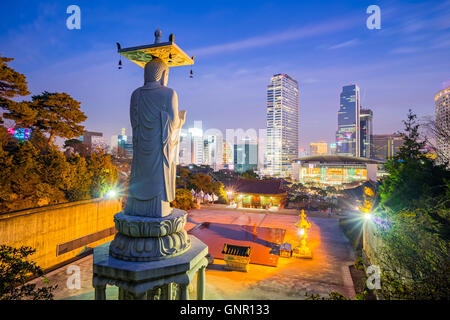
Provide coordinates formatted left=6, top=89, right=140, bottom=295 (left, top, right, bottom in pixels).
left=125, top=57, right=186, bottom=218
left=109, top=57, right=190, bottom=262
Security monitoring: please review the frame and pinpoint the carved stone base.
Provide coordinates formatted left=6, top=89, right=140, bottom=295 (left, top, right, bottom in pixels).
left=109, top=230, right=191, bottom=261
left=109, top=208, right=191, bottom=262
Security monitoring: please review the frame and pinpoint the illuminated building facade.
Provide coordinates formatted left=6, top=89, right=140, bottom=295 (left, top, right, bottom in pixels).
left=329, top=143, right=337, bottom=154
left=225, top=179, right=287, bottom=209
left=310, top=141, right=327, bottom=155
left=222, top=141, right=234, bottom=169
left=292, top=155, right=381, bottom=185
left=360, top=109, right=373, bottom=158
left=435, top=86, right=450, bottom=162
left=266, top=74, right=299, bottom=178
left=118, top=128, right=133, bottom=158
left=336, top=84, right=360, bottom=157
left=7, top=128, right=31, bottom=141
left=372, top=134, right=403, bottom=161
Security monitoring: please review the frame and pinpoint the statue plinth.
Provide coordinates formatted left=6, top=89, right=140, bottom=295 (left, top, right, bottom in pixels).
left=109, top=209, right=191, bottom=261
left=93, top=236, right=208, bottom=300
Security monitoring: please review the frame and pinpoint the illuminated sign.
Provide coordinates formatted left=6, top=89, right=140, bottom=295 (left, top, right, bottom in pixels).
left=7, top=128, right=30, bottom=141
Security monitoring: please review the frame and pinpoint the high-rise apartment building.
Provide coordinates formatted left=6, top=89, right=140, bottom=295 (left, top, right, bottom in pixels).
left=188, top=121, right=204, bottom=165
left=360, top=108, right=373, bottom=158
left=179, top=129, right=191, bottom=166
left=266, top=73, right=299, bottom=177
left=336, top=84, right=360, bottom=157
left=222, top=141, right=233, bottom=169
left=372, top=134, right=403, bottom=161
left=234, top=138, right=258, bottom=174
left=435, top=86, right=450, bottom=162
left=203, top=134, right=223, bottom=171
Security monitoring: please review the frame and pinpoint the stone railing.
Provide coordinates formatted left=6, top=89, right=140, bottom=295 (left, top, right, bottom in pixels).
left=0, top=198, right=122, bottom=270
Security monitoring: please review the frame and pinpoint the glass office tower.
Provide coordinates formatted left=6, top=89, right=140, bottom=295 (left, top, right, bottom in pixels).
left=360, top=108, right=373, bottom=158
left=266, top=74, right=299, bottom=177
left=336, top=84, right=360, bottom=157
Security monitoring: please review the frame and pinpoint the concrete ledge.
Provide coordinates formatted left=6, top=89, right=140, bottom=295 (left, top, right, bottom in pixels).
left=93, top=236, right=208, bottom=282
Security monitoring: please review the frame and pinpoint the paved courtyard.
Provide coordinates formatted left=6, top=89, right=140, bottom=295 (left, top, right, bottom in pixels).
left=30, top=207, right=356, bottom=300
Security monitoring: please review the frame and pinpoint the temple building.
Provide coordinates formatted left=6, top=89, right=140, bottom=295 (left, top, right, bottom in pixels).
left=292, top=155, right=382, bottom=185
left=224, top=179, right=287, bottom=209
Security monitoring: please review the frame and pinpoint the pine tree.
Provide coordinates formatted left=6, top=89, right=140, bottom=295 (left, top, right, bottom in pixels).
left=0, top=56, right=31, bottom=125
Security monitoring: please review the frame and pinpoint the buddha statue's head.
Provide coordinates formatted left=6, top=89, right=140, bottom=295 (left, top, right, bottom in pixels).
left=144, top=57, right=169, bottom=86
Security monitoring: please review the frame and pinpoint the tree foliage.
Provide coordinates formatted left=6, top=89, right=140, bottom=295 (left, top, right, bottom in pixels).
left=171, top=188, right=194, bottom=211
left=0, top=56, right=118, bottom=213
left=240, top=170, right=259, bottom=180
left=375, top=109, right=450, bottom=299
left=0, top=245, right=56, bottom=300
left=0, top=56, right=30, bottom=125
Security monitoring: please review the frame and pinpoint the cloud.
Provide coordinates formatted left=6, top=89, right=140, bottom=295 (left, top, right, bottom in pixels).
left=327, top=39, right=360, bottom=50
left=390, top=47, right=421, bottom=54
left=190, top=18, right=358, bottom=56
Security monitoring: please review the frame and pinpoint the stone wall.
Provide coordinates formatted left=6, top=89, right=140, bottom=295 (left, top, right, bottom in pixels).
left=363, top=222, right=382, bottom=265
left=0, top=198, right=122, bottom=270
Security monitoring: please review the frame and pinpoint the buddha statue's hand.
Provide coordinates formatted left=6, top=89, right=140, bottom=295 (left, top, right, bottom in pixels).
left=179, top=110, right=187, bottom=124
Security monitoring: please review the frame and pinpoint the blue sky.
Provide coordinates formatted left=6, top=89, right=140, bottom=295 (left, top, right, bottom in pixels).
left=1, top=0, right=449, bottom=148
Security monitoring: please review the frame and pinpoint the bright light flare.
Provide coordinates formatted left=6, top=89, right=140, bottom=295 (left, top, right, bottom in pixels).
left=106, top=189, right=117, bottom=198
left=363, top=213, right=372, bottom=220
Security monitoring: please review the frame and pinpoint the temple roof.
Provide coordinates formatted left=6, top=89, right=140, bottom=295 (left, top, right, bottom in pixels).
left=293, top=155, right=383, bottom=164
left=224, top=178, right=286, bottom=195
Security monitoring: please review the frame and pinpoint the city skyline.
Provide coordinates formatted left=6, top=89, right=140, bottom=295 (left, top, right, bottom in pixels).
left=1, top=0, right=449, bottom=149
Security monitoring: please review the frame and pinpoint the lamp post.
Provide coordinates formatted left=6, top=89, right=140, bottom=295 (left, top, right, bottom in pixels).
left=292, top=209, right=312, bottom=259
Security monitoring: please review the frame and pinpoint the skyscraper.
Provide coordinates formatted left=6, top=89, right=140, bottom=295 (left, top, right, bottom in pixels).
left=372, top=134, right=403, bottom=161
left=266, top=73, right=299, bottom=177
left=178, top=129, right=191, bottom=166
left=435, top=86, right=450, bottom=162
left=188, top=121, right=204, bottom=165
left=360, top=108, right=373, bottom=158
left=203, top=134, right=223, bottom=171
left=336, top=84, right=360, bottom=157
left=234, top=138, right=258, bottom=174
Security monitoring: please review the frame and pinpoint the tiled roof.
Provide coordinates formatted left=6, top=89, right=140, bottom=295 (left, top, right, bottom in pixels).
left=223, top=178, right=286, bottom=195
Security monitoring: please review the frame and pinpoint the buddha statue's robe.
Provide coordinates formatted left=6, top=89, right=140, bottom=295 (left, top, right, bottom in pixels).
left=126, top=80, right=184, bottom=217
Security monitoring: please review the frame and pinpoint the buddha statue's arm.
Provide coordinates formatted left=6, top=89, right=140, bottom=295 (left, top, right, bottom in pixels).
left=168, top=89, right=186, bottom=129
left=130, top=89, right=139, bottom=130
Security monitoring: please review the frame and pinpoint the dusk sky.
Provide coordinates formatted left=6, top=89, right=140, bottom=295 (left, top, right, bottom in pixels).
left=1, top=0, right=449, bottom=149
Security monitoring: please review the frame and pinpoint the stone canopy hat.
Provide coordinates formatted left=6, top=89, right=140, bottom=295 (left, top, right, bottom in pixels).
left=117, top=28, right=194, bottom=68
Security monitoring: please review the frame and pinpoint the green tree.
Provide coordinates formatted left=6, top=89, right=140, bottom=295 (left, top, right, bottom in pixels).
left=189, top=173, right=213, bottom=194
left=64, top=138, right=89, bottom=157
left=0, top=56, right=31, bottom=125
left=28, top=92, right=87, bottom=146
left=241, top=170, right=259, bottom=180
left=65, top=155, right=92, bottom=201
left=87, top=151, right=119, bottom=198
left=374, top=110, right=450, bottom=299
left=0, top=245, right=56, bottom=300
left=177, top=166, right=191, bottom=189
left=171, top=189, right=194, bottom=211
